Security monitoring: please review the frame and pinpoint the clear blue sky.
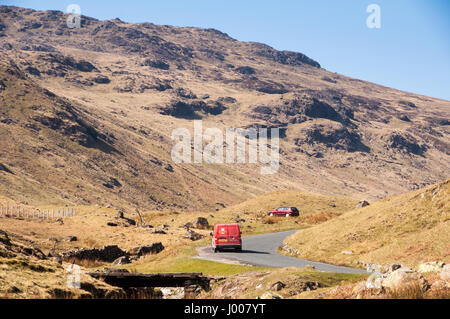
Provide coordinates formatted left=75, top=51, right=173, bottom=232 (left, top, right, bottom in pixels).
left=3, top=0, right=450, bottom=100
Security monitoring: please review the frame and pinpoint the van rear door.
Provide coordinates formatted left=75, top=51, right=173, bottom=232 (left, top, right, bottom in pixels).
left=227, top=224, right=241, bottom=244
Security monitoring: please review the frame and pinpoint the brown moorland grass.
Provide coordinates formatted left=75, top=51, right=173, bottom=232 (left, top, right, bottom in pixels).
left=284, top=179, right=450, bottom=269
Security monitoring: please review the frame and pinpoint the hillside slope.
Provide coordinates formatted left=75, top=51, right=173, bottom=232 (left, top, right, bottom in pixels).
left=0, top=6, right=449, bottom=210
left=284, top=180, right=450, bottom=268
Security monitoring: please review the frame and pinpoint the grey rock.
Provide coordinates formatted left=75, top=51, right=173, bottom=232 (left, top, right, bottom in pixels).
left=384, top=264, right=402, bottom=273
left=61, top=245, right=127, bottom=263
left=149, top=228, right=166, bottom=234
left=192, top=217, right=209, bottom=229
left=184, top=230, right=205, bottom=241
left=356, top=200, right=370, bottom=208
left=382, top=268, right=428, bottom=291
left=417, top=261, right=445, bottom=273
left=440, top=264, right=450, bottom=281
left=112, top=255, right=131, bottom=265
left=271, top=281, right=286, bottom=291
left=259, top=291, right=283, bottom=299
left=64, top=236, right=78, bottom=242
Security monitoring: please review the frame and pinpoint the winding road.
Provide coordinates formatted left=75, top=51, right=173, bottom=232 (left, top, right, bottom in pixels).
left=197, top=230, right=367, bottom=274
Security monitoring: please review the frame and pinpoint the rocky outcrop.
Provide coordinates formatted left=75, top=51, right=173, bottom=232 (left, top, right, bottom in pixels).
left=386, top=132, right=427, bottom=156
left=159, top=99, right=227, bottom=118
left=252, top=43, right=320, bottom=68
left=259, top=291, right=283, bottom=299
left=192, top=217, right=209, bottom=229
left=184, top=230, right=205, bottom=241
left=128, top=243, right=164, bottom=258
left=295, top=123, right=370, bottom=153
left=142, top=59, right=170, bottom=70
left=417, top=261, right=445, bottom=273
left=112, top=255, right=131, bottom=265
left=235, top=66, right=256, bottom=75
left=440, top=264, right=450, bottom=281
left=270, top=281, right=286, bottom=291
left=382, top=267, right=428, bottom=291
left=0, top=163, right=13, bottom=174
left=0, top=229, right=46, bottom=259
left=61, top=245, right=127, bottom=263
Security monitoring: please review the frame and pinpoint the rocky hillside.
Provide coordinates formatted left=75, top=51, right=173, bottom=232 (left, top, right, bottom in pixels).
left=0, top=6, right=449, bottom=210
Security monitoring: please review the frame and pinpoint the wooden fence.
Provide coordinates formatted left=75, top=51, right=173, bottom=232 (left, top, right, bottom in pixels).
left=0, top=205, right=76, bottom=220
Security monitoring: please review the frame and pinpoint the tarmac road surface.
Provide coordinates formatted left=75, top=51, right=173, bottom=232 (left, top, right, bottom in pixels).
left=197, top=230, right=368, bottom=274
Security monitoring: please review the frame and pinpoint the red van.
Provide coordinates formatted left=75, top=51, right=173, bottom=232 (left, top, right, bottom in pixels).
left=212, top=224, right=242, bottom=252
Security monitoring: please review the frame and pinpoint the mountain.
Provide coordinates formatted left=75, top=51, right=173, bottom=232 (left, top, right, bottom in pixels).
left=0, top=6, right=449, bottom=211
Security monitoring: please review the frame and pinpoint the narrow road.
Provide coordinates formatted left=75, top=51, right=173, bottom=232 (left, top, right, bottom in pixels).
left=197, top=230, right=367, bottom=274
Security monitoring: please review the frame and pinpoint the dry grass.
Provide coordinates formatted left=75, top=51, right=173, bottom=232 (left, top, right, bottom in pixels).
left=261, top=216, right=280, bottom=224
left=300, top=212, right=333, bottom=224
left=65, top=257, right=106, bottom=268
left=284, top=179, right=450, bottom=269
left=386, top=284, right=426, bottom=299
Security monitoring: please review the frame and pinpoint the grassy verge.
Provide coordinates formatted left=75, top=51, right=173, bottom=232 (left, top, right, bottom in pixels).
left=118, top=239, right=273, bottom=276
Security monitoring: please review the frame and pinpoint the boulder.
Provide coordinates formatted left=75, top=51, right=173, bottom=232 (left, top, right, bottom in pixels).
left=182, top=222, right=193, bottom=229
left=107, top=222, right=118, bottom=227
left=61, top=245, right=127, bottom=263
left=149, top=229, right=166, bottom=234
left=356, top=200, right=370, bottom=209
left=112, top=256, right=131, bottom=265
left=341, top=250, right=353, bottom=255
left=116, top=211, right=124, bottom=219
left=417, top=261, right=445, bottom=273
left=0, top=230, right=11, bottom=245
left=270, top=281, right=286, bottom=291
left=184, top=230, right=205, bottom=241
left=259, top=291, right=283, bottom=299
left=298, top=281, right=322, bottom=291
left=193, top=217, right=209, bottom=229
left=92, top=75, right=110, bottom=84
left=128, top=243, right=164, bottom=257
left=382, top=268, right=428, bottom=291
left=383, top=264, right=402, bottom=273
left=235, top=217, right=246, bottom=223
left=97, top=268, right=129, bottom=274
left=440, top=264, right=450, bottom=281
left=64, top=236, right=78, bottom=242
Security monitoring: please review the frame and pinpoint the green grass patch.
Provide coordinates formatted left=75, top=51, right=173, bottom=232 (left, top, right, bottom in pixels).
left=128, top=257, right=273, bottom=276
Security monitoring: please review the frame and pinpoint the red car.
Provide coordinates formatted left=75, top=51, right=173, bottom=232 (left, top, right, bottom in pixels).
left=212, top=224, right=242, bottom=252
left=267, top=206, right=299, bottom=217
